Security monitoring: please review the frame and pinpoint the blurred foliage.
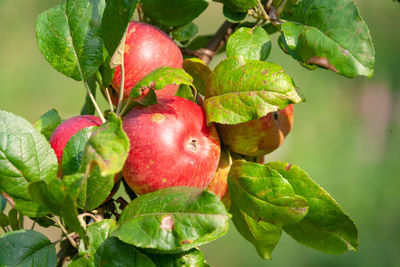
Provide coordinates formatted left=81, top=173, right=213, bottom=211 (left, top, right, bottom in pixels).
left=0, top=0, right=399, bottom=266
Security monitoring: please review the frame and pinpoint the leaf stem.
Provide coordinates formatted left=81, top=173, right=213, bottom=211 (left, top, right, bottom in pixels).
left=54, top=216, right=78, bottom=248
left=116, top=56, right=126, bottom=115
left=119, top=98, right=132, bottom=116
left=95, top=74, right=115, bottom=113
left=257, top=0, right=270, bottom=21
left=30, top=221, right=36, bottom=230
left=83, top=81, right=106, bottom=123
left=276, top=0, right=288, bottom=16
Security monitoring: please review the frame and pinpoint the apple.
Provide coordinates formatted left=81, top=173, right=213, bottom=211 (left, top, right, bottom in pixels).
left=206, top=149, right=232, bottom=209
left=111, top=22, right=183, bottom=102
left=49, top=115, right=102, bottom=164
left=122, top=96, right=221, bottom=195
left=217, top=104, right=294, bottom=156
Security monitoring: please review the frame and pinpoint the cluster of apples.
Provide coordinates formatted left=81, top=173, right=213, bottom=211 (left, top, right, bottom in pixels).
left=49, top=22, right=293, bottom=200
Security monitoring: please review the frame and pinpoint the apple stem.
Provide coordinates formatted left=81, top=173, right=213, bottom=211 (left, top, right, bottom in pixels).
left=276, top=0, right=288, bottom=16
left=116, top=56, right=126, bottom=115
left=83, top=81, right=106, bottom=123
left=119, top=98, right=132, bottom=116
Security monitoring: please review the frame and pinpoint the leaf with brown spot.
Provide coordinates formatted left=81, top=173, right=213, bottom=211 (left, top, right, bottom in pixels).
left=204, top=56, right=302, bottom=125
left=113, top=187, right=230, bottom=253
left=280, top=0, right=374, bottom=77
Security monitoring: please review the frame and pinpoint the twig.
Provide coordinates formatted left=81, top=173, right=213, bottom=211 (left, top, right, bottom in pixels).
left=78, top=213, right=99, bottom=223
left=181, top=21, right=237, bottom=65
left=1, top=192, right=14, bottom=208
left=53, top=216, right=78, bottom=248
left=57, top=238, right=78, bottom=267
left=30, top=221, right=36, bottom=230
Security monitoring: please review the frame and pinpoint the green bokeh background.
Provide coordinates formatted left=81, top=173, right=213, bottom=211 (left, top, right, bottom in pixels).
left=0, top=0, right=399, bottom=266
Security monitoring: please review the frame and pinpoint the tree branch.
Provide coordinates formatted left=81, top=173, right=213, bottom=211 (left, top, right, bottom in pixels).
left=181, top=21, right=238, bottom=65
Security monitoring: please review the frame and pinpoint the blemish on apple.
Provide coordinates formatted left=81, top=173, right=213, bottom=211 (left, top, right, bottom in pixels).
left=151, top=113, right=165, bottom=123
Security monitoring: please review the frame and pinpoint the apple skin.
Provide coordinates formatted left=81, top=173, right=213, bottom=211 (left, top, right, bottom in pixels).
left=217, top=104, right=294, bottom=157
left=111, top=22, right=183, bottom=101
left=49, top=115, right=102, bottom=164
left=122, top=96, right=221, bottom=195
left=206, top=149, right=232, bottom=209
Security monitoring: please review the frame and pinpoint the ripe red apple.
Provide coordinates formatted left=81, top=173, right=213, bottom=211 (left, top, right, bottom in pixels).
left=122, top=96, right=221, bottom=195
left=217, top=104, right=294, bottom=156
left=111, top=22, right=183, bottom=101
left=49, top=115, right=102, bottom=164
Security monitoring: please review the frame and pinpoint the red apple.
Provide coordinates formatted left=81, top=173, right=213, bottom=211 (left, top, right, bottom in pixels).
left=49, top=115, right=102, bottom=164
left=122, top=96, right=221, bottom=195
left=217, top=104, right=294, bottom=156
left=111, top=22, right=183, bottom=101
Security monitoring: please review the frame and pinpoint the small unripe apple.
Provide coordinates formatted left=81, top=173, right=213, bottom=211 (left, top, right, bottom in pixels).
left=111, top=22, right=183, bottom=101
left=122, top=96, right=221, bottom=195
left=217, top=104, right=294, bottom=156
left=49, top=115, right=102, bottom=164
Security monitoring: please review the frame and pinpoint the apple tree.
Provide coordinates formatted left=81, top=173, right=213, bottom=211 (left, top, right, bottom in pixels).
left=0, top=0, right=376, bottom=266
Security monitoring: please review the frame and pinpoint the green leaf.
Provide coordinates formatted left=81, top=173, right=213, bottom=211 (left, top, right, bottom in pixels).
left=77, top=166, right=114, bottom=211
left=35, top=0, right=106, bottom=81
left=33, top=109, right=62, bottom=140
left=62, top=126, right=98, bottom=176
left=141, top=0, right=210, bottom=27
left=231, top=203, right=282, bottom=260
left=150, top=248, right=205, bottom=267
left=81, top=113, right=129, bottom=176
left=0, top=213, right=8, bottom=228
left=133, top=88, right=158, bottom=107
left=113, top=187, right=230, bottom=253
left=79, top=219, right=116, bottom=257
left=228, top=160, right=308, bottom=226
left=182, top=58, right=211, bottom=96
left=280, top=0, right=375, bottom=77
left=13, top=198, right=50, bottom=218
left=226, top=27, right=271, bottom=61
left=8, top=208, right=19, bottom=231
left=204, top=57, right=302, bottom=125
left=61, top=196, right=88, bottom=243
left=223, top=5, right=247, bottom=23
left=0, top=230, right=56, bottom=266
left=70, top=256, right=95, bottom=267
left=129, top=67, right=195, bottom=98
left=0, top=195, right=6, bottom=212
left=81, top=76, right=97, bottom=115
left=185, top=35, right=213, bottom=50
left=101, top=0, right=138, bottom=59
left=99, top=58, right=115, bottom=88
left=172, top=22, right=199, bottom=43
left=266, top=162, right=358, bottom=254
left=0, top=111, right=57, bottom=216
left=176, top=85, right=196, bottom=102
left=223, top=0, right=257, bottom=12
left=95, top=237, right=156, bottom=267
left=31, top=216, right=55, bottom=228
left=28, top=175, right=88, bottom=243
